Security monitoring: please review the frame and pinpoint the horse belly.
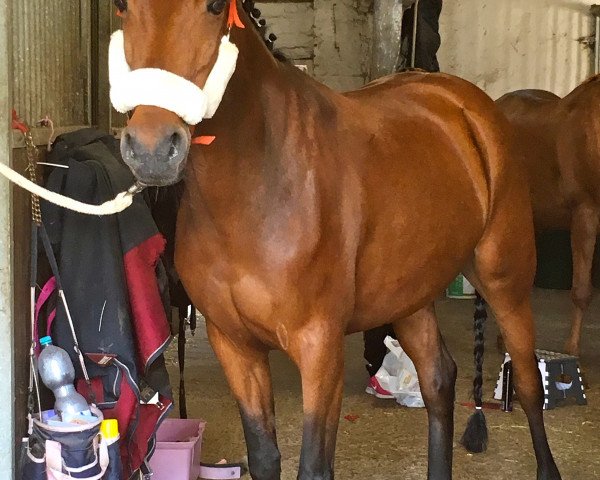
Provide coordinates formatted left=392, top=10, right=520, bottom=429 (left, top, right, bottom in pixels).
left=351, top=226, right=480, bottom=332
left=498, top=96, right=571, bottom=230
left=350, top=145, right=485, bottom=331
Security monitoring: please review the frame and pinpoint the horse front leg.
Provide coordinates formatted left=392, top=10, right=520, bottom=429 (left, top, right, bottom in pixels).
left=393, top=305, right=456, bottom=480
left=289, top=321, right=345, bottom=480
left=206, top=320, right=281, bottom=480
left=566, top=203, right=599, bottom=355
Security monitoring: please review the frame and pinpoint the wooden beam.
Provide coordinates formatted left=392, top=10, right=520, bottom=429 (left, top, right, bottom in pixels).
left=0, top=0, right=15, bottom=477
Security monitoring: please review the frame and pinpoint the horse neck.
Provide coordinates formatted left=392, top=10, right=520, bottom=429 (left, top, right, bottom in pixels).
left=210, top=17, right=332, bottom=146
left=222, top=31, right=279, bottom=137
left=184, top=21, right=334, bottom=225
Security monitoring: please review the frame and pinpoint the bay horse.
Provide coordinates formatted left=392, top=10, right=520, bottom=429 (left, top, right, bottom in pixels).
left=497, top=79, right=600, bottom=356
left=112, top=1, right=560, bottom=478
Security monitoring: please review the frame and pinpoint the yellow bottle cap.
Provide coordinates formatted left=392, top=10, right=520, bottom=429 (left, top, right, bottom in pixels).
left=100, top=419, right=119, bottom=440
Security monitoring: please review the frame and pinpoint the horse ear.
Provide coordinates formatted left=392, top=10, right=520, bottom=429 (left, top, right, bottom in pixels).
left=114, top=0, right=127, bottom=12
left=207, top=0, right=227, bottom=15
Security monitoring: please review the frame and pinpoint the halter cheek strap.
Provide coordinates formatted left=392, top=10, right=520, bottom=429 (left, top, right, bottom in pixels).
left=109, top=31, right=239, bottom=125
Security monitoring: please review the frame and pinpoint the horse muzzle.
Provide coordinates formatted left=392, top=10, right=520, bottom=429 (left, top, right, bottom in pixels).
left=120, top=122, right=190, bottom=187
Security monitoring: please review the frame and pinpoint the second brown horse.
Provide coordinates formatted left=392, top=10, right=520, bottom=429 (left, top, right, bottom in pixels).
left=116, top=1, right=560, bottom=479
left=497, top=77, right=600, bottom=356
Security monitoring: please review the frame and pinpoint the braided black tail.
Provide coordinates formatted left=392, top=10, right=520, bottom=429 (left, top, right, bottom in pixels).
left=460, top=291, right=489, bottom=453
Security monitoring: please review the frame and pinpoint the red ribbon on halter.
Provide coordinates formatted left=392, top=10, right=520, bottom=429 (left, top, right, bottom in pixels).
left=228, top=0, right=245, bottom=30
left=192, top=135, right=216, bottom=146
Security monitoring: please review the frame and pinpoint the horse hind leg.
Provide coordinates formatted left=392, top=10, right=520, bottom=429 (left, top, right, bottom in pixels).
left=205, top=320, right=281, bottom=480
left=464, top=224, right=562, bottom=479
left=566, top=203, right=599, bottom=356
left=482, top=295, right=561, bottom=480
left=392, top=304, right=457, bottom=480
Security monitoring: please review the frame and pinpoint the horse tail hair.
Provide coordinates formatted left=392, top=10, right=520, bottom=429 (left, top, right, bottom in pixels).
left=460, top=290, right=489, bottom=453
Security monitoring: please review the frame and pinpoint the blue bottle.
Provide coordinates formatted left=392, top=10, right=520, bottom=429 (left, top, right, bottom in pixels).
left=38, top=336, right=91, bottom=422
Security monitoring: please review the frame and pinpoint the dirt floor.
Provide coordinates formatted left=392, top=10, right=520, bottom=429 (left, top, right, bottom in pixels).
left=165, top=289, right=600, bottom=479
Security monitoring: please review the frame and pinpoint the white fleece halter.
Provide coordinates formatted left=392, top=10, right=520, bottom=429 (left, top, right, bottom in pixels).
left=109, top=30, right=239, bottom=125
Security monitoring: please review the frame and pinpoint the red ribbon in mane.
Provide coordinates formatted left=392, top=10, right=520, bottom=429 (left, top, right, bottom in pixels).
left=228, top=0, right=245, bottom=29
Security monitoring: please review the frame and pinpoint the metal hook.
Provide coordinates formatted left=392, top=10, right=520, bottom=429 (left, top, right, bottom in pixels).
left=37, top=115, right=55, bottom=152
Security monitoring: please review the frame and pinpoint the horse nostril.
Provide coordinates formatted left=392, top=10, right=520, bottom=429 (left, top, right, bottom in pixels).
left=122, top=132, right=137, bottom=161
left=168, top=132, right=182, bottom=161
left=124, top=133, right=136, bottom=158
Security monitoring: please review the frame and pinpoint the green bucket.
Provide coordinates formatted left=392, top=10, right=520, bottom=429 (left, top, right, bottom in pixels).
left=447, top=273, right=476, bottom=299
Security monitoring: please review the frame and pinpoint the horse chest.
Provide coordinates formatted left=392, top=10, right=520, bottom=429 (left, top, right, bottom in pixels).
left=176, top=215, right=337, bottom=346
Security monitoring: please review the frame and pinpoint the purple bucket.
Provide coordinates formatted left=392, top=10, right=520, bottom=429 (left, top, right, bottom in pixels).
left=149, top=418, right=206, bottom=480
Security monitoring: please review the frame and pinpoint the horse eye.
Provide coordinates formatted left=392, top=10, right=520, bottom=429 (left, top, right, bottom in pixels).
left=207, top=0, right=227, bottom=15
left=114, top=0, right=127, bottom=12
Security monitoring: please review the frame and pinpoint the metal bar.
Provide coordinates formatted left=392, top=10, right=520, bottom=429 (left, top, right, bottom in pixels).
left=411, top=0, right=420, bottom=68
left=90, top=0, right=100, bottom=127
left=81, top=0, right=93, bottom=125
left=0, top=0, right=15, bottom=477
left=95, top=0, right=113, bottom=132
left=592, top=5, right=600, bottom=74
left=596, top=15, right=600, bottom=74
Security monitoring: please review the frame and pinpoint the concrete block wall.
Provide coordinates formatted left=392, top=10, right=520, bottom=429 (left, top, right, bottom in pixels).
left=258, top=0, right=596, bottom=97
left=312, top=0, right=372, bottom=90
left=257, top=2, right=315, bottom=68
left=257, top=1, right=372, bottom=91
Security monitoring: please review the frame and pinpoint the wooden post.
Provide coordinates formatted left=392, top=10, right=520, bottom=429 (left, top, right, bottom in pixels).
left=0, top=0, right=15, bottom=478
left=91, top=0, right=114, bottom=133
left=370, top=0, right=405, bottom=80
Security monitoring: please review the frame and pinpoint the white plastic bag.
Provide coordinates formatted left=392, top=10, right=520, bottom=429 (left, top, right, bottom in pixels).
left=375, top=336, right=425, bottom=408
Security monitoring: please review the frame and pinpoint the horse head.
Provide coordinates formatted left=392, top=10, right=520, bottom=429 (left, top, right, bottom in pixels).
left=111, top=0, right=240, bottom=186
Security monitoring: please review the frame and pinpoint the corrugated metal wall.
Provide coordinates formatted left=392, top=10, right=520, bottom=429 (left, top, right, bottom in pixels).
left=9, top=1, right=99, bottom=467
left=439, top=0, right=596, bottom=99
left=12, top=0, right=91, bottom=126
